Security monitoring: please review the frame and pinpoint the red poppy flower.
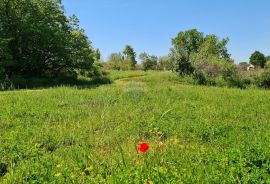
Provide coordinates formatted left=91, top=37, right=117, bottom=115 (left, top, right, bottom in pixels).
left=138, top=143, right=150, bottom=153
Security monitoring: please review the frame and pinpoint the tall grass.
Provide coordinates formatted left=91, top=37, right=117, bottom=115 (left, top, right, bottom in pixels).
left=0, top=71, right=270, bottom=183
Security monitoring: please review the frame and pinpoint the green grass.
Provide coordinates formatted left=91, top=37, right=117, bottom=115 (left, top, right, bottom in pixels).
left=0, top=71, right=270, bottom=183
left=108, top=70, right=147, bottom=81
left=0, top=75, right=112, bottom=91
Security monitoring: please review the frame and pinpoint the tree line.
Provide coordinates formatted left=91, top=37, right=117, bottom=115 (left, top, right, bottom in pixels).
left=104, top=29, right=270, bottom=88
left=104, top=47, right=174, bottom=71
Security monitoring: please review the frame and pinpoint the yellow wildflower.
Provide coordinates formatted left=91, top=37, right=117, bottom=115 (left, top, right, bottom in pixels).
left=34, top=143, right=41, bottom=148
left=85, top=166, right=94, bottom=172
left=56, top=164, right=62, bottom=168
left=144, top=179, right=154, bottom=184
left=182, top=168, right=187, bottom=172
left=54, top=172, right=62, bottom=177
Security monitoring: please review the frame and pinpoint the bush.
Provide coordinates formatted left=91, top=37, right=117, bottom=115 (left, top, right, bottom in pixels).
left=90, top=76, right=111, bottom=85
left=257, top=70, right=270, bottom=89
left=189, top=54, right=249, bottom=88
left=225, top=75, right=249, bottom=89
left=0, top=74, right=111, bottom=91
left=102, top=61, right=132, bottom=71
left=88, top=61, right=108, bottom=78
left=192, top=71, right=207, bottom=85
left=0, top=77, right=14, bottom=91
left=265, top=60, right=270, bottom=69
left=195, top=61, right=220, bottom=77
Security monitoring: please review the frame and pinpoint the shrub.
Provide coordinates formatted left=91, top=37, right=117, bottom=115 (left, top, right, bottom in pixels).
left=192, top=71, right=207, bottom=85
left=265, top=60, right=270, bottom=69
left=257, top=70, right=270, bottom=89
left=88, top=61, right=108, bottom=78
left=220, top=63, right=237, bottom=81
left=0, top=76, right=14, bottom=91
left=195, top=61, right=220, bottom=77
left=225, top=75, right=248, bottom=89
left=90, top=76, right=111, bottom=85
left=190, top=54, right=246, bottom=88
left=103, top=61, right=132, bottom=71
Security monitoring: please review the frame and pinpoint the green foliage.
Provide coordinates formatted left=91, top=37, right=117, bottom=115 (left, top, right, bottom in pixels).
left=181, top=53, right=254, bottom=88
left=158, top=56, right=174, bottom=71
left=265, top=55, right=270, bottom=62
left=257, top=69, right=270, bottom=88
left=199, top=35, right=230, bottom=59
left=171, top=29, right=230, bottom=59
left=105, top=53, right=123, bottom=70
left=171, top=47, right=194, bottom=75
left=139, top=52, right=158, bottom=71
left=192, top=70, right=207, bottom=85
left=0, top=0, right=95, bottom=78
left=94, top=49, right=101, bottom=62
left=170, top=29, right=253, bottom=89
left=265, top=60, right=270, bottom=69
left=88, top=61, right=108, bottom=78
left=249, top=51, right=266, bottom=68
left=105, top=45, right=137, bottom=71
left=108, top=53, right=123, bottom=63
left=123, top=45, right=137, bottom=69
left=105, top=52, right=131, bottom=71
left=108, top=70, right=147, bottom=81
left=171, top=29, right=231, bottom=76
left=238, top=62, right=249, bottom=71
left=172, top=29, right=204, bottom=55
left=0, top=75, right=111, bottom=91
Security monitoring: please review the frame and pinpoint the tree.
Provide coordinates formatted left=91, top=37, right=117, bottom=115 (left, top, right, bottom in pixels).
left=265, top=60, right=270, bottom=69
left=106, top=52, right=130, bottom=70
left=238, top=62, right=249, bottom=71
left=108, top=53, right=123, bottom=63
left=266, top=56, right=270, bottom=62
left=0, top=0, right=95, bottom=78
left=123, top=45, right=136, bottom=69
left=170, top=47, right=194, bottom=75
left=172, top=29, right=204, bottom=56
left=139, top=52, right=158, bottom=71
left=249, top=51, right=266, bottom=68
left=158, top=56, right=174, bottom=71
left=94, top=49, right=101, bottom=61
left=171, top=29, right=231, bottom=75
left=199, top=35, right=230, bottom=59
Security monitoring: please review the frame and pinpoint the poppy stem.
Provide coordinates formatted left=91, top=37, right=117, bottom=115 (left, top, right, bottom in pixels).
left=117, top=142, right=127, bottom=168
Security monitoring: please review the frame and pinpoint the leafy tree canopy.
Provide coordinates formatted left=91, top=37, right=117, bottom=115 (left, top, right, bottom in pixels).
left=0, top=0, right=95, bottom=78
left=108, top=53, right=123, bottom=63
left=249, top=51, right=266, bottom=68
left=94, top=49, right=101, bottom=62
left=172, top=29, right=230, bottom=60
left=123, top=45, right=137, bottom=69
left=171, top=29, right=231, bottom=75
left=139, top=52, right=158, bottom=71
left=158, top=56, right=174, bottom=71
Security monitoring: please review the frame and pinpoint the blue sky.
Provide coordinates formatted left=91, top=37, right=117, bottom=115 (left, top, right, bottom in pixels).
left=62, top=0, right=270, bottom=63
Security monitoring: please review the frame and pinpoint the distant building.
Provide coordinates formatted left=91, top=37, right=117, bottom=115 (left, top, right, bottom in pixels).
left=247, top=64, right=255, bottom=71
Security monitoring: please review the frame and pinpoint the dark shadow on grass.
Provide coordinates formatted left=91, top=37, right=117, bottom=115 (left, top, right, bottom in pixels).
left=0, top=76, right=112, bottom=91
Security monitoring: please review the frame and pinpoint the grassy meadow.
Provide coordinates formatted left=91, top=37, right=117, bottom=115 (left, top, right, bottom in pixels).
left=0, top=71, right=270, bottom=183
